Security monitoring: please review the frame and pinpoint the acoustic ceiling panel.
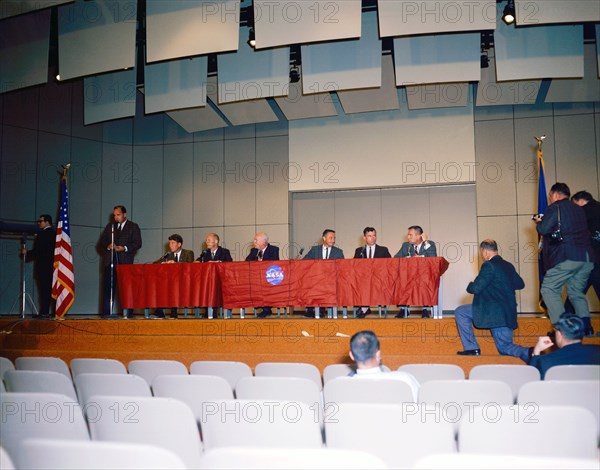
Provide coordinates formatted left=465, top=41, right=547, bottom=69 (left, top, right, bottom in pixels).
left=84, top=68, right=136, bottom=125
left=475, top=49, right=541, bottom=106
left=146, top=0, right=240, bottom=62
left=405, top=83, right=470, bottom=110
left=378, top=0, right=496, bottom=37
left=274, top=69, right=338, bottom=120
left=337, top=55, right=400, bottom=114
left=495, top=13, right=583, bottom=81
left=301, top=11, right=381, bottom=95
left=515, top=0, right=600, bottom=25
left=394, top=32, right=480, bottom=86
left=254, top=0, right=362, bottom=49
left=217, top=26, right=289, bottom=103
left=546, top=44, right=600, bottom=103
left=167, top=105, right=229, bottom=133
left=208, top=75, right=279, bottom=126
left=58, top=0, right=136, bottom=81
left=144, top=56, right=208, bottom=114
left=0, top=9, right=50, bottom=94
left=0, top=0, right=73, bottom=19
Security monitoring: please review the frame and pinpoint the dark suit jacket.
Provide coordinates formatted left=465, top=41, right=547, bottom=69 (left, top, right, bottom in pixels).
left=197, top=246, right=233, bottom=262
left=537, top=199, right=595, bottom=270
left=394, top=240, right=437, bottom=258
left=154, top=248, right=195, bottom=264
left=529, top=342, right=600, bottom=379
left=467, top=255, right=524, bottom=330
left=26, top=226, right=56, bottom=277
left=353, top=244, right=391, bottom=259
left=99, top=219, right=142, bottom=267
left=303, top=245, right=344, bottom=260
left=582, top=199, right=600, bottom=259
left=246, top=244, right=279, bottom=261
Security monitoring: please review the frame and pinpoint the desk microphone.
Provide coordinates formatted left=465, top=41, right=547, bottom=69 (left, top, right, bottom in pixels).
left=160, top=252, right=169, bottom=261
left=360, top=247, right=366, bottom=258
left=201, top=249, right=209, bottom=262
left=296, top=247, right=304, bottom=260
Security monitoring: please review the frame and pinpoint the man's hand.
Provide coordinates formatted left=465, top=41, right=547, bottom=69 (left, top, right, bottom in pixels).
left=20, top=247, right=27, bottom=256
left=107, top=244, right=125, bottom=252
left=532, top=215, right=543, bottom=223
left=533, top=335, right=554, bottom=356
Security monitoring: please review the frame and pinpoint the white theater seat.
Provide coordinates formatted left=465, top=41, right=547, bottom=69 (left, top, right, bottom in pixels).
left=190, top=360, right=252, bottom=390
left=4, top=370, right=77, bottom=400
left=127, top=359, right=188, bottom=387
left=254, top=362, right=323, bottom=390
left=398, top=363, right=464, bottom=383
left=74, top=372, right=151, bottom=406
left=544, top=365, right=600, bottom=381
left=15, top=356, right=71, bottom=379
left=469, top=364, right=540, bottom=402
left=70, top=358, right=127, bottom=378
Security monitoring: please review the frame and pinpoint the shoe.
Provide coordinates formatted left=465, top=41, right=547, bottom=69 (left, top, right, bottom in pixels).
left=581, top=317, right=595, bottom=337
left=422, top=308, right=431, bottom=319
left=356, top=308, right=371, bottom=319
left=257, top=309, right=273, bottom=318
left=457, top=349, right=480, bottom=356
left=394, top=307, right=409, bottom=319
left=101, top=314, right=119, bottom=319
left=303, top=308, right=316, bottom=318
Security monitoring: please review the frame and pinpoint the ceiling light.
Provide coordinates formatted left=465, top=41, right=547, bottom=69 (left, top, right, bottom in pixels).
left=502, top=0, right=515, bottom=25
left=247, top=28, right=256, bottom=48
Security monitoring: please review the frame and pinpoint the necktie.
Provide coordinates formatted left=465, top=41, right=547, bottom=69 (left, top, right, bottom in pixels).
left=369, top=247, right=372, bottom=258
left=325, top=247, right=330, bottom=259
left=117, top=224, right=121, bottom=231
left=414, top=245, right=419, bottom=256
left=175, top=253, right=179, bottom=262
left=211, top=251, right=215, bottom=260
left=258, top=250, right=263, bottom=261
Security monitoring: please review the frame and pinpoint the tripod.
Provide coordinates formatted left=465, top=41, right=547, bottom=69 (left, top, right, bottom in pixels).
left=10, top=235, right=39, bottom=318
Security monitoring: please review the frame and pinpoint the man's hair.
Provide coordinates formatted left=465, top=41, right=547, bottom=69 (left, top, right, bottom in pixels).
left=113, top=205, right=127, bottom=213
left=480, top=239, right=498, bottom=252
left=408, top=225, right=423, bottom=235
left=550, top=182, right=570, bottom=198
left=350, top=330, right=380, bottom=363
left=207, top=233, right=220, bottom=243
left=322, top=229, right=336, bottom=237
left=168, top=234, right=183, bottom=244
left=40, top=214, right=52, bottom=225
left=571, top=190, right=593, bottom=203
left=555, top=314, right=585, bottom=341
left=363, top=227, right=376, bottom=236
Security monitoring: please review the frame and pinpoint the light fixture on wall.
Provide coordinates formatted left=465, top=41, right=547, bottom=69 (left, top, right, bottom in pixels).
left=289, top=63, right=300, bottom=83
left=480, top=53, right=489, bottom=68
left=247, top=28, right=256, bottom=48
left=502, top=0, right=516, bottom=25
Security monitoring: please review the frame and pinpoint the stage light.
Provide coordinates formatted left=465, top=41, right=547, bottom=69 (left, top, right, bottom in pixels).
left=290, top=64, right=300, bottom=83
left=480, top=54, right=489, bottom=68
left=502, top=0, right=516, bottom=25
left=56, top=74, right=61, bottom=81
left=247, top=28, right=256, bottom=48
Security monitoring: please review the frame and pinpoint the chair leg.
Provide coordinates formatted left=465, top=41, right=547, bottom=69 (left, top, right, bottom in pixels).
left=240, top=308, right=245, bottom=319
left=342, top=306, right=348, bottom=319
left=144, top=308, right=150, bottom=319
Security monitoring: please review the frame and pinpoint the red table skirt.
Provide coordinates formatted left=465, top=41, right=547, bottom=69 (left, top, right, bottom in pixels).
left=118, top=258, right=449, bottom=309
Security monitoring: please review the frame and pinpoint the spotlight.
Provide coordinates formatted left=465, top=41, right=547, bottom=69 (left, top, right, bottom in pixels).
left=289, top=65, right=300, bottom=83
left=55, top=74, right=61, bottom=81
left=247, top=28, right=256, bottom=48
left=502, top=0, right=515, bottom=25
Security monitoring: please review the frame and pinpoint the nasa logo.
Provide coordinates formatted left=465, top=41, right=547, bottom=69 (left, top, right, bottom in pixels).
left=266, top=265, right=284, bottom=285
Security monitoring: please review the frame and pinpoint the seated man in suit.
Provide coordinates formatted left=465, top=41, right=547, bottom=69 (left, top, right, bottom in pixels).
left=529, top=314, right=600, bottom=379
left=354, top=227, right=391, bottom=318
left=245, top=231, right=279, bottom=318
left=349, top=330, right=420, bottom=401
left=196, top=233, right=233, bottom=262
left=394, top=225, right=437, bottom=318
left=303, top=229, right=344, bottom=318
left=153, top=234, right=195, bottom=319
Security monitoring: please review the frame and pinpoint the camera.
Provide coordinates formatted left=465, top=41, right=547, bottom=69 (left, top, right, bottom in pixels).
left=531, top=213, right=544, bottom=221
left=550, top=229, right=564, bottom=244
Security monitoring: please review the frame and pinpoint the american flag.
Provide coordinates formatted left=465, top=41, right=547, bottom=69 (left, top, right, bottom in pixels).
left=52, top=172, right=74, bottom=318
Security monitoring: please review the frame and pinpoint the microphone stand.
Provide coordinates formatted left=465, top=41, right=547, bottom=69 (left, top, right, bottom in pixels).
left=18, top=234, right=38, bottom=318
left=109, top=223, right=115, bottom=316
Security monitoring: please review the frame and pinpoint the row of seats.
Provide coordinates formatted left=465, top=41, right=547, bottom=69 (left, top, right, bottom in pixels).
left=2, top=356, right=598, bottom=390
left=3, top=369, right=599, bottom=429
left=1, top=391, right=598, bottom=469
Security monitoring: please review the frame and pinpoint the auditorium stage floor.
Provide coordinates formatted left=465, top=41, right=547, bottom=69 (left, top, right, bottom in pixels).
left=1, top=314, right=598, bottom=376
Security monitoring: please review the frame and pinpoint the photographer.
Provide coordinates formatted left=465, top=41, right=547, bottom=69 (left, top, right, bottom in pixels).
left=564, top=191, right=600, bottom=332
left=529, top=314, right=600, bottom=379
left=534, top=183, right=595, bottom=330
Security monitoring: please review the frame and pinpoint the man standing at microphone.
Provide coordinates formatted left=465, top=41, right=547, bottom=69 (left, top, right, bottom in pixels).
left=99, top=205, right=142, bottom=318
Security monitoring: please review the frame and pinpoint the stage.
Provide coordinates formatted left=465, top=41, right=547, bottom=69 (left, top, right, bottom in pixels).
left=2, top=314, right=598, bottom=376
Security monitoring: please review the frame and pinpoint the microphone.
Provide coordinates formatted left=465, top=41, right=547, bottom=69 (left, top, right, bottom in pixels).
left=161, top=251, right=169, bottom=261
left=360, top=247, right=366, bottom=258
left=202, top=249, right=209, bottom=262
left=296, top=247, right=305, bottom=260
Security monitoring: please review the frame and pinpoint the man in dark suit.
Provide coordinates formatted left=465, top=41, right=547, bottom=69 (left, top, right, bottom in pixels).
left=99, top=205, right=142, bottom=318
left=245, top=231, right=279, bottom=262
left=354, top=227, right=391, bottom=318
left=196, top=233, right=233, bottom=262
left=454, top=239, right=531, bottom=362
left=245, top=231, right=279, bottom=318
left=529, top=314, right=600, bottom=379
left=565, top=190, right=600, bottom=335
left=394, top=225, right=437, bottom=318
left=534, top=183, right=595, bottom=329
left=153, top=233, right=194, bottom=319
left=303, top=229, right=344, bottom=260
left=21, top=214, right=56, bottom=318
left=303, top=229, right=344, bottom=318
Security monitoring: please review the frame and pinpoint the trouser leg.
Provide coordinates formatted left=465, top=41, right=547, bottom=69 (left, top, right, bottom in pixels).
left=454, top=304, right=480, bottom=351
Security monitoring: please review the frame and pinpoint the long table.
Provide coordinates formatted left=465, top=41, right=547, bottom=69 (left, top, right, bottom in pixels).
left=117, top=258, right=449, bottom=312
